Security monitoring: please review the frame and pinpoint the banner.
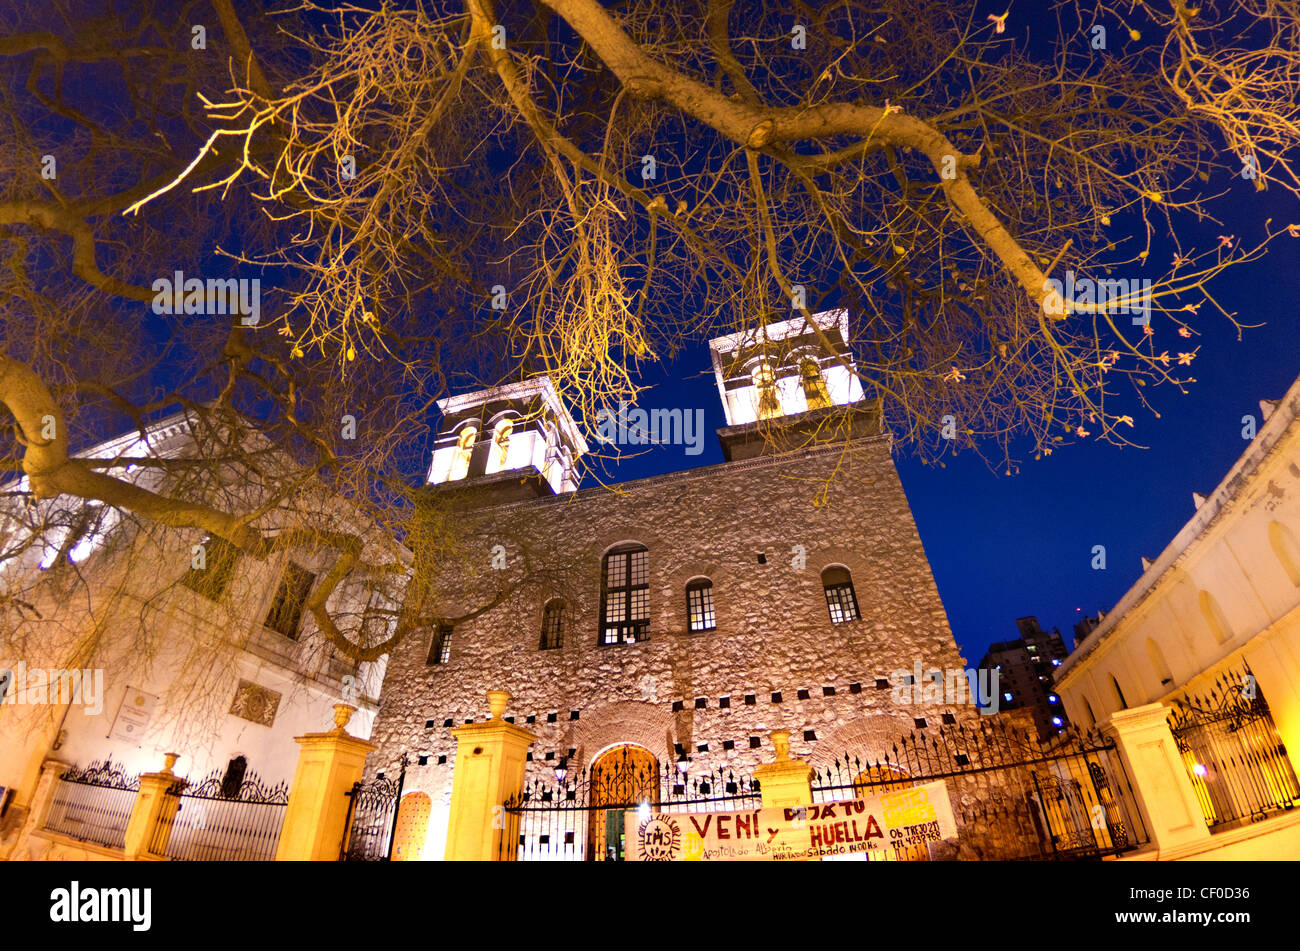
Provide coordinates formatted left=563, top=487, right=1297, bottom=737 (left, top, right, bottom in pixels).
left=625, top=780, right=957, bottom=861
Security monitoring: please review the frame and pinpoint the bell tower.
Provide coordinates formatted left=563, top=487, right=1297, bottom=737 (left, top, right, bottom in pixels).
left=427, top=377, right=587, bottom=504
left=708, top=309, right=875, bottom=460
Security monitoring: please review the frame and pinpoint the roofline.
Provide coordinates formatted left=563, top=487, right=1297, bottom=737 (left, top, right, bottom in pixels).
left=435, top=376, right=589, bottom=456
left=1057, top=371, right=1300, bottom=681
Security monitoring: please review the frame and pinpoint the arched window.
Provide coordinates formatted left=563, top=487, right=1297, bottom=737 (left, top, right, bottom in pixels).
left=686, top=578, right=716, bottom=632
left=220, top=755, right=248, bottom=799
left=1110, top=674, right=1128, bottom=710
left=822, top=565, right=860, bottom=624
left=800, top=358, right=831, bottom=410
left=1198, top=590, right=1231, bottom=644
left=1269, top=521, right=1300, bottom=586
left=541, top=599, right=565, bottom=650
left=1146, top=637, right=1174, bottom=688
left=1082, top=695, right=1097, bottom=728
left=601, top=544, right=649, bottom=644
left=752, top=361, right=781, bottom=420
left=541, top=423, right=560, bottom=485
left=447, top=425, right=477, bottom=481
left=426, top=623, right=453, bottom=665
left=489, top=418, right=513, bottom=471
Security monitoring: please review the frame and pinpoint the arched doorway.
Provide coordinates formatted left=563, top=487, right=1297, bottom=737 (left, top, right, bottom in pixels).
left=391, top=792, right=431, bottom=861
left=587, top=744, right=659, bottom=861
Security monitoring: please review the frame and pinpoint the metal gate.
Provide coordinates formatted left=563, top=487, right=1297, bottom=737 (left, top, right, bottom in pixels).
left=1169, top=667, right=1300, bottom=829
left=500, top=746, right=761, bottom=861
left=810, top=718, right=1147, bottom=860
left=340, top=756, right=406, bottom=861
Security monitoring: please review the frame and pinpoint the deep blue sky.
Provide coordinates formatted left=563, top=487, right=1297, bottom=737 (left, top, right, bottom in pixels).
left=596, top=216, right=1299, bottom=667
left=576, top=0, right=1300, bottom=665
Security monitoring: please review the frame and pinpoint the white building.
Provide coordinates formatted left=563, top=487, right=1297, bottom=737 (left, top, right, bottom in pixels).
left=0, top=411, right=409, bottom=855
left=1056, top=374, right=1300, bottom=828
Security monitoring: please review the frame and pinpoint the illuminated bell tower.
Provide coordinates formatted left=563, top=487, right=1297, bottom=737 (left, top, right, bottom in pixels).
left=427, top=377, right=587, bottom=504
left=708, top=309, right=873, bottom=460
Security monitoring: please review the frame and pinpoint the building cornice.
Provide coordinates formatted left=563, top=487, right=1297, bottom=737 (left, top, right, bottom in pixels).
left=1057, top=372, right=1300, bottom=683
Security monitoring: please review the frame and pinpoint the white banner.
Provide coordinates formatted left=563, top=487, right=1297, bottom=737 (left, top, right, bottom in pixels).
left=626, top=780, right=957, bottom=861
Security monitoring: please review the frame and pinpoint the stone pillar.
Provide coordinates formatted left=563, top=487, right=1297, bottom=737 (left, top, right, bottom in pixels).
left=274, top=704, right=376, bottom=861
left=124, top=753, right=182, bottom=860
left=1101, top=703, right=1211, bottom=856
left=4, top=758, right=71, bottom=861
left=753, top=730, right=814, bottom=809
left=444, top=690, right=536, bottom=861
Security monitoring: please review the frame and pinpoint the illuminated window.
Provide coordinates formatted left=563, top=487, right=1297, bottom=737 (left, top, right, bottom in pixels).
left=541, top=599, right=565, bottom=650
left=752, top=362, right=781, bottom=420
left=491, top=418, right=513, bottom=469
left=448, top=425, right=477, bottom=481
left=821, top=565, right=860, bottom=624
left=686, top=579, right=716, bottom=632
left=601, top=544, right=649, bottom=644
left=181, top=535, right=240, bottom=601
left=265, top=561, right=315, bottom=639
left=427, top=623, right=453, bottom=665
left=800, top=358, right=831, bottom=410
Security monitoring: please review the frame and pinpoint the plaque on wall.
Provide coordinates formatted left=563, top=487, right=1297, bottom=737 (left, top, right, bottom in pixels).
left=108, top=686, right=159, bottom=744
left=229, top=679, right=281, bottom=727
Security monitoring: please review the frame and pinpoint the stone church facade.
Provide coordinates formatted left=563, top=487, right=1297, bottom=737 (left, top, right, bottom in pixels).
left=366, top=311, right=971, bottom=859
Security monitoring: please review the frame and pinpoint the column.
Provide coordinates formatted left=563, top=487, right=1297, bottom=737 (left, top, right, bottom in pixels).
left=444, top=690, right=536, bottom=861
left=1101, top=702, right=1211, bottom=856
left=124, top=752, right=182, bottom=860
left=275, top=704, right=377, bottom=861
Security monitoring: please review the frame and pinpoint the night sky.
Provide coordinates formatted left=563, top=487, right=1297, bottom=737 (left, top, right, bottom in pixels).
left=595, top=185, right=1300, bottom=669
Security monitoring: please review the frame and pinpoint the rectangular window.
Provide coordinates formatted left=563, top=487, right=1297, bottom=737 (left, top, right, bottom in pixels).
left=686, top=582, right=716, bottom=632
left=427, top=623, right=453, bottom=665
left=601, top=547, right=649, bottom=644
left=824, top=582, right=860, bottom=624
left=541, top=602, right=564, bottom=650
left=181, top=535, right=240, bottom=601
left=265, top=562, right=316, bottom=639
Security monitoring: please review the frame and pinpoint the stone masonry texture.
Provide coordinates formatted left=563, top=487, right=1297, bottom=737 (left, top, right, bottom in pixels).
left=367, top=429, right=977, bottom=823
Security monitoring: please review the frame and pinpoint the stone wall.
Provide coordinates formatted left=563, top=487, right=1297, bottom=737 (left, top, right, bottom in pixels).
left=368, top=432, right=974, bottom=851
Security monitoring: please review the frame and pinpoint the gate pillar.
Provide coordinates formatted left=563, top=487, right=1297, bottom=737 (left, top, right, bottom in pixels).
left=444, top=690, right=536, bottom=861
left=754, top=730, right=814, bottom=809
left=124, top=752, right=182, bottom=860
left=275, top=704, right=376, bottom=861
left=1100, top=703, right=1211, bottom=857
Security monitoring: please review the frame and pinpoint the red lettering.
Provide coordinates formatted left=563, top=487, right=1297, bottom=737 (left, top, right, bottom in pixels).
left=810, top=824, right=826, bottom=848
left=864, top=814, right=884, bottom=840
left=718, top=816, right=731, bottom=840
left=688, top=815, right=712, bottom=838
left=735, top=814, right=750, bottom=838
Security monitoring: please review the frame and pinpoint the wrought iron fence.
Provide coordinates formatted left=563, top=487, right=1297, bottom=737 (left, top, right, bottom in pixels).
left=43, top=760, right=139, bottom=850
left=810, top=718, right=1149, bottom=860
left=1169, top=667, right=1300, bottom=830
left=500, top=746, right=762, bottom=860
left=341, top=758, right=406, bottom=861
left=152, top=767, right=290, bottom=861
